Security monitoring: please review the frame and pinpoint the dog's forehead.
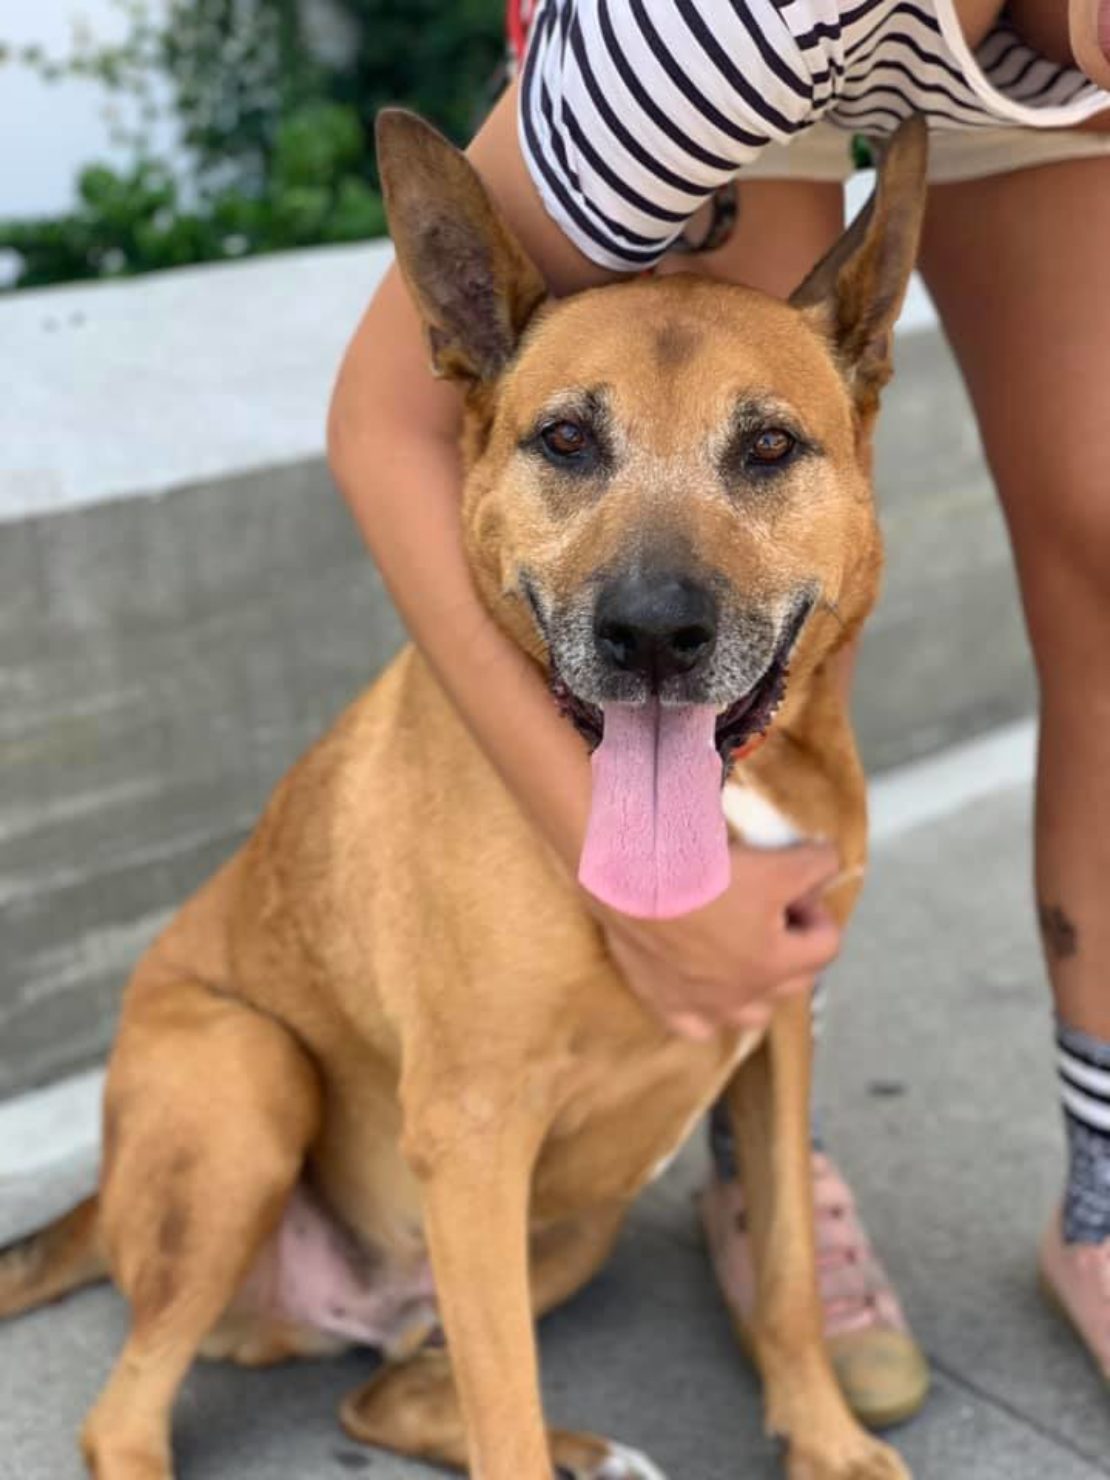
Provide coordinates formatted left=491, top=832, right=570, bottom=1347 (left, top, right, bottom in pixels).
left=508, top=277, right=850, bottom=445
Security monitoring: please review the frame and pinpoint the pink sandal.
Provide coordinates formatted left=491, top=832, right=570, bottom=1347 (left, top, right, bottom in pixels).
left=1039, top=1210, right=1110, bottom=1379
left=701, top=1144, right=930, bottom=1429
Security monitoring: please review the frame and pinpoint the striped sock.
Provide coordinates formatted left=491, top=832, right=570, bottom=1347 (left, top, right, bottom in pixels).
left=1057, top=1019, right=1110, bottom=1245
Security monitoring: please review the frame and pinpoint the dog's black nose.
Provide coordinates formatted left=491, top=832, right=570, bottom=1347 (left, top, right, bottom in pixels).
left=594, top=572, right=717, bottom=686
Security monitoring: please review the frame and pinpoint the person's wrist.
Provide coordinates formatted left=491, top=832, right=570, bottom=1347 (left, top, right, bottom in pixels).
left=586, top=890, right=697, bottom=968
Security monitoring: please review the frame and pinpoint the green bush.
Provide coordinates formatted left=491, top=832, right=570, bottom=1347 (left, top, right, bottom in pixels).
left=0, top=0, right=503, bottom=289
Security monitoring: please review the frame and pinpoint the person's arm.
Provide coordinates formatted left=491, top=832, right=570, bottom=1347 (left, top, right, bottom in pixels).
left=328, top=84, right=841, bottom=1035
left=329, top=86, right=610, bottom=867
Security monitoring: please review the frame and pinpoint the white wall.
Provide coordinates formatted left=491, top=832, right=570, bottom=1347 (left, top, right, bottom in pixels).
left=1, top=0, right=181, bottom=220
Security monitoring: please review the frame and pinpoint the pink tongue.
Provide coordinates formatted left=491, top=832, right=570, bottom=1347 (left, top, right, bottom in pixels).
left=578, top=702, right=728, bottom=919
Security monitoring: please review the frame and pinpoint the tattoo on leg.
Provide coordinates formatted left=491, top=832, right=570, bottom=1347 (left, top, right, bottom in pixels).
left=1039, top=902, right=1079, bottom=961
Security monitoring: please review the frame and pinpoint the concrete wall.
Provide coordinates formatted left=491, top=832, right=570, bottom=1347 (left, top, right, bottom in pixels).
left=0, top=248, right=1035, bottom=1100
left=1, top=458, right=404, bottom=1096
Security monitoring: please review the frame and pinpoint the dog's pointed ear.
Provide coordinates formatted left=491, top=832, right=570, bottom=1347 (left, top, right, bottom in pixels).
left=376, top=109, right=547, bottom=384
left=790, top=116, right=928, bottom=415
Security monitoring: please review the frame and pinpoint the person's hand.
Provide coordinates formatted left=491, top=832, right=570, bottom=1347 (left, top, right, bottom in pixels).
left=597, top=840, right=843, bottom=1039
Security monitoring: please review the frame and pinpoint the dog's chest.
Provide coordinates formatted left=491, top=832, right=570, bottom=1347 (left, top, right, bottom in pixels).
left=530, top=1025, right=762, bottom=1215
left=527, top=784, right=804, bottom=1211
left=722, top=779, right=806, bottom=847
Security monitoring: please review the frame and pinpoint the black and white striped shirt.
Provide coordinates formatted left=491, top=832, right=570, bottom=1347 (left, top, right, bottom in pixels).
left=518, top=0, right=1109, bottom=268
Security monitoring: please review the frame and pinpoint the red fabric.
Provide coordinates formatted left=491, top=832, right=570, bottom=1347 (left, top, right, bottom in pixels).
left=507, top=0, right=535, bottom=64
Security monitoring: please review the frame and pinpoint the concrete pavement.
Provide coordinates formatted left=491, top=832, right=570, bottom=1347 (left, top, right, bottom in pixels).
left=2, top=728, right=1108, bottom=1479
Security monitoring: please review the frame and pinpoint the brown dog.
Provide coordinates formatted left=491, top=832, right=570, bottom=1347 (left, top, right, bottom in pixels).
left=0, top=111, right=926, bottom=1480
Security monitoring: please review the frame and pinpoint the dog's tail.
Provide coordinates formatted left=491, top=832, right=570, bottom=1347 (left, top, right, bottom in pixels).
left=0, top=1195, right=106, bottom=1319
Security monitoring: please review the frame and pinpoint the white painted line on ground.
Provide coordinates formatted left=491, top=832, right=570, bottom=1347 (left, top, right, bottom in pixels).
left=868, top=717, right=1036, bottom=843
left=0, top=1068, right=104, bottom=1179
left=0, top=717, right=1038, bottom=1179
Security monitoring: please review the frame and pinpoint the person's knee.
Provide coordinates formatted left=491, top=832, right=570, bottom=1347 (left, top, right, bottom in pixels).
left=1010, top=491, right=1110, bottom=684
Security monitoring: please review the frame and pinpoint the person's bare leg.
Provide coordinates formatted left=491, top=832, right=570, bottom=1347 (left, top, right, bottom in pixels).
left=921, top=148, right=1110, bottom=1372
left=920, top=154, right=1110, bottom=1039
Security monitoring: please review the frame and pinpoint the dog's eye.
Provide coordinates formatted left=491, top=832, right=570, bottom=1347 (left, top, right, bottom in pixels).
left=527, top=409, right=611, bottom=478
left=540, top=420, right=591, bottom=459
left=748, top=428, right=796, bottom=466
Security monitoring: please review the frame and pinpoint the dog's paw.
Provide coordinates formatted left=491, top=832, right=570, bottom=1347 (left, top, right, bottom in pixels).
left=787, top=1432, right=910, bottom=1480
left=556, top=1438, right=671, bottom=1480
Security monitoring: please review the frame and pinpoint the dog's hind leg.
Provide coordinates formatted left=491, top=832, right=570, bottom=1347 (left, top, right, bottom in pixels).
left=341, top=1203, right=667, bottom=1479
left=725, top=995, right=909, bottom=1480
left=81, top=971, right=320, bottom=1480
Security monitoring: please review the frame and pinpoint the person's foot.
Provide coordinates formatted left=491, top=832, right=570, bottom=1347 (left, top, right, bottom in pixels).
left=700, top=1141, right=930, bottom=1429
left=1039, top=1210, right=1110, bottom=1379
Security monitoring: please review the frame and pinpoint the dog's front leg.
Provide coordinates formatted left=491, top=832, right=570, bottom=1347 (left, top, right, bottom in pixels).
left=404, top=1094, right=552, bottom=1479
left=727, top=996, right=909, bottom=1480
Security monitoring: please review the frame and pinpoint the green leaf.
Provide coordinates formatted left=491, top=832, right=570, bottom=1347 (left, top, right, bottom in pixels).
left=270, top=183, right=331, bottom=244
left=273, top=102, right=364, bottom=189
left=0, top=0, right=506, bottom=287
left=77, top=165, right=125, bottom=208
left=322, top=177, right=385, bottom=243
